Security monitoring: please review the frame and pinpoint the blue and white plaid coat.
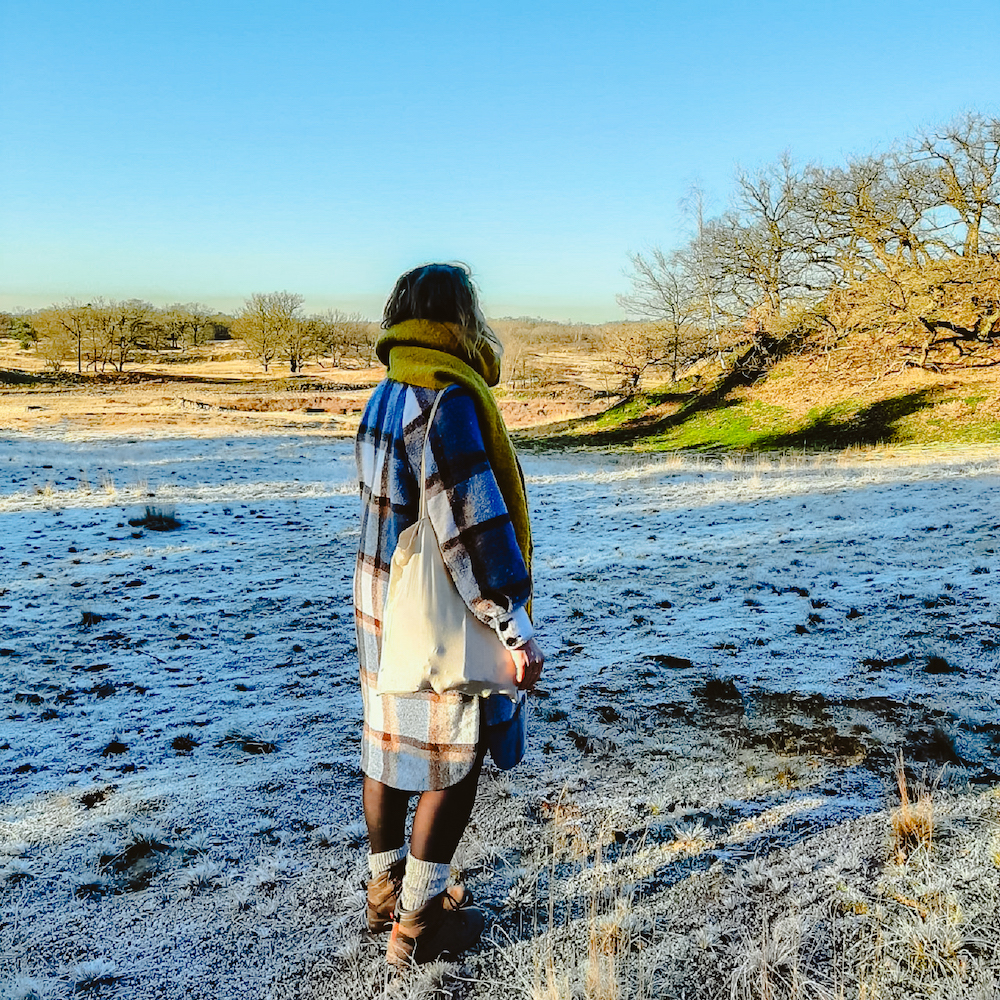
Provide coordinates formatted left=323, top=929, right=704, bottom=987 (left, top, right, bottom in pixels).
left=354, top=380, right=533, bottom=791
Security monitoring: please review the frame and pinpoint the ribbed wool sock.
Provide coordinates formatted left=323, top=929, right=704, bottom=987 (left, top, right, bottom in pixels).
left=400, top=855, right=452, bottom=911
left=367, top=845, right=407, bottom=879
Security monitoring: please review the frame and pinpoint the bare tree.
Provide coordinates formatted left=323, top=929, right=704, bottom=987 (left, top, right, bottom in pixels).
left=35, top=300, right=95, bottom=373
left=313, top=310, right=372, bottom=366
left=809, top=140, right=986, bottom=286
left=617, top=249, right=701, bottom=380
left=160, top=303, right=213, bottom=350
left=709, top=154, right=823, bottom=316
left=682, top=186, right=730, bottom=367
left=36, top=299, right=149, bottom=373
left=807, top=155, right=905, bottom=285
left=491, top=318, right=550, bottom=389
left=812, top=119, right=1000, bottom=370
left=620, top=114, right=1000, bottom=377
left=33, top=310, right=72, bottom=371
left=910, top=111, right=1000, bottom=258
left=601, top=321, right=667, bottom=395
left=185, top=304, right=215, bottom=347
left=284, top=316, right=323, bottom=373
left=235, top=292, right=304, bottom=372
left=98, top=299, right=152, bottom=372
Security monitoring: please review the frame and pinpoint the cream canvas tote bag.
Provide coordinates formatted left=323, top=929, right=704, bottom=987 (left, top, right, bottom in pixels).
left=376, top=390, right=519, bottom=700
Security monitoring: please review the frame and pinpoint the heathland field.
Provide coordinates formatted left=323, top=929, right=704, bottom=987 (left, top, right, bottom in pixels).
left=2, top=424, right=1000, bottom=998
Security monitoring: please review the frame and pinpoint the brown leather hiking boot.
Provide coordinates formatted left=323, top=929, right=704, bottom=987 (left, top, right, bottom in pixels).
left=386, top=891, right=485, bottom=966
left=367, top=859, right=406, bottom=933
left=367, top=860, right=472, bottom=934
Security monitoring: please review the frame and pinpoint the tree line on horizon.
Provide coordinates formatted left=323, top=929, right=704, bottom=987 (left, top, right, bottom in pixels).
left=0, top=297, right=375, bottom=375
left=0, top=295, right=619, bottom=385
left=0, top=294, right=621, bottom=389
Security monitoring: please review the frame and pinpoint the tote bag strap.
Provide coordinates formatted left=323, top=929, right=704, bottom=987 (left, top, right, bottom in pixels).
left=418, top=389, right=447, bottom=520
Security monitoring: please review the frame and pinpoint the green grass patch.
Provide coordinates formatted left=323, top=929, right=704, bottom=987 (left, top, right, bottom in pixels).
left=636, top=401, right=794, bottom=451
left=910, top=414, right=1000, bottom=444
left=593, top=392, right=669, bottom=427
left=521, top=383, right=1000, bottom=453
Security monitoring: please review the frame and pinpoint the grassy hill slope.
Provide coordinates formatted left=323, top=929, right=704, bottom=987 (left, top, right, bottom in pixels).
left=517, top=333, right=1000, bottom=452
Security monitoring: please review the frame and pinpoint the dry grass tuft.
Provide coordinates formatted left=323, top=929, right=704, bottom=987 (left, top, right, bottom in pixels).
left=532, top=959, right=571, bottom=1000
left=668, top=819, right=713, bottom=855
left=727, top=914, right=814, bottom=1000
left=890, top=751, right=935, bottom=863
left=70, top=959, right=119, bottom=992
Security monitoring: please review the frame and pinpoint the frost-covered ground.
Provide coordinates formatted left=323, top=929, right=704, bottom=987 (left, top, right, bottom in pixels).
left=2, top=437, right=1000, bottom=999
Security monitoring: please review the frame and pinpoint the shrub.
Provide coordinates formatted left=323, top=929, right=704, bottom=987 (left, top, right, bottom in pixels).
left=128, top=507, right=182, bottom=532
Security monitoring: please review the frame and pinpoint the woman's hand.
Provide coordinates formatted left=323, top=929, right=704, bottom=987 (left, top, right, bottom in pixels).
left=511, top=638, right=544, bottom=691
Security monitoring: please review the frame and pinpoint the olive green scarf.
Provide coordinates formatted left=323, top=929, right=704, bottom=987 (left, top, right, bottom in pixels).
left=376, top=319, right=532, bottom=579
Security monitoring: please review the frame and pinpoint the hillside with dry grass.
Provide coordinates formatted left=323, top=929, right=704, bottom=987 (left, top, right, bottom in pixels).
left=514, top=318, right=1000, bottom=453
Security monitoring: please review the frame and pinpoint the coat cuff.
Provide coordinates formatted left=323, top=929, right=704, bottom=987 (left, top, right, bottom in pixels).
left=496, top=605, right=534, bottom=649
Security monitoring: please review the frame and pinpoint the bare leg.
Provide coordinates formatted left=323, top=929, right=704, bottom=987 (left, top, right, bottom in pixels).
left=409, top=751, right=485, bottom=863
left=363, top=775, right=410, bottom=854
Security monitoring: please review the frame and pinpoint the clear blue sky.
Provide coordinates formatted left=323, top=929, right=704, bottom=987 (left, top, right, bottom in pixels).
left=2, top=0, right=997, bottom=321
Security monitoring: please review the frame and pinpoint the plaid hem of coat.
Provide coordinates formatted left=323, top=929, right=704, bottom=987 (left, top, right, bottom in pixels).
left=354, top=380, right=531, bottom=791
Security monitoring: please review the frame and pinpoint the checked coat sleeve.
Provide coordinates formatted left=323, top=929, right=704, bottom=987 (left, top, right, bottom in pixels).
left=412, top=385, right=534, bottom=649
